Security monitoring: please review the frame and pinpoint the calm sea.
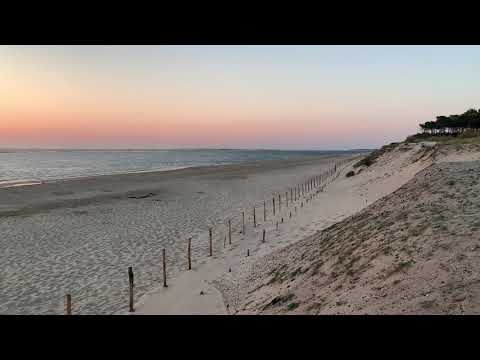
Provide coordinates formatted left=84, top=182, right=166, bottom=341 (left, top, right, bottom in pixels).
left=0, top=149, right=366, bottom=187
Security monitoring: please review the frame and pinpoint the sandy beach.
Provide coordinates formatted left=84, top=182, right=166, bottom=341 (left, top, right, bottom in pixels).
left=0, top=154, right=357, bottom=314
left=5, top=140, right=477, bottom=315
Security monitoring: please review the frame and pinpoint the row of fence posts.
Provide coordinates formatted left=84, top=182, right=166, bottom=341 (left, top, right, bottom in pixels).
left=63, top=157, right=352, bottom=314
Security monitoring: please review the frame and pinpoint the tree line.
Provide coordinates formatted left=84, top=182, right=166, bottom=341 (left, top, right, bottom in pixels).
left=419, top=108, right=480, bottom=135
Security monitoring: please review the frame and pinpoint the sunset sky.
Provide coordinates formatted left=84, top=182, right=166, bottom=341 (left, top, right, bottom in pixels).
left=1, top=45, right=480, bottom=150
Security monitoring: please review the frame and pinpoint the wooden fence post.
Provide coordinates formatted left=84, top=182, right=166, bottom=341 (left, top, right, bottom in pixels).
left=188, top=238, right=192, bottom=270
left=253, top=207, right=256, bottom=227
left=262, top=229, right=266, bottom=243
left=278, top=194, right=281, bottom=211
left=65, top=294, right=72, bottom=315
left=264, top=201, right=266, bottom=221
left=163, top=248, right=167, bottom=287
left=286, top=191, right=288, bottom=207
left=242, top=211, right=245, bottom=234
left=128, top=266, right=134, bottom=313
left=273, top=197, right=275, bottom=216
left=228, top=219, right=232, bottom=245
left=209, top=228, right=213, bottom=257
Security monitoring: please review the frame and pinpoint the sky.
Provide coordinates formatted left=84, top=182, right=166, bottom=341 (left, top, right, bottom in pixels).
left=1, top=45, right=480, bottom=150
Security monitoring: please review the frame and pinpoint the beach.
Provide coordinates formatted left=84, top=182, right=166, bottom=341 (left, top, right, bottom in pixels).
left=0, top=154, right=357, bottom=314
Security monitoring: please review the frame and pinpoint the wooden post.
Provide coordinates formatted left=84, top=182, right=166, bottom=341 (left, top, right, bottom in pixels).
left=253, top=207, right=256, bottom=227
left=281, top=217, right=283, bottom=223
left=290, top=188, right=293, bottom=203
left=273, top=197, right=275, bottom=216
left=247, top=249, right=250, bottom=257
left=262, top=229, right=266, bottom=243
left=264, top=201, right=266, bottom=221
left=286, top=191, right=288, bottom=207
left=276, top=221, right=278, bottom=230
left=242, top=212, right=245, bottom=234
left=278, top=194, right=281, bottom=211
left=209, top=228, right=213, bottom=257
left=162, top=248, right=167, bottom=287
left=187, top=238, right=192, bottom=270
left=228, top=219, right=232, bottom=245
left=224, top=235, right=226, bottom=248
left=65, top=294, right=72, bottom=315
left=128, top=266, right=134, bottom=313
left=289, top=211, right=292, bottom=218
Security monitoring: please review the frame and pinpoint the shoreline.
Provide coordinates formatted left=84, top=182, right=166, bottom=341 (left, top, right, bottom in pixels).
left=0, top=165, right=193, bottom=189
left=0, top=149, right=371, bottom=190
left=0, top=154, right=358, bottom=218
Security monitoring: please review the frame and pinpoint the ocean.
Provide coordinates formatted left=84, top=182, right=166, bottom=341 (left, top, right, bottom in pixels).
left=0, top=149, right=366, bottom=187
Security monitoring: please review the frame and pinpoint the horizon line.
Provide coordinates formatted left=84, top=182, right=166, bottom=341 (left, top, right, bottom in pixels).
left=0, top=147, right=375, bottom=152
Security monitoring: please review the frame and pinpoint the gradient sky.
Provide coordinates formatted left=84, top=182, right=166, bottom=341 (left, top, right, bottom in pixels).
left=1, top=45, right=480, bottom=150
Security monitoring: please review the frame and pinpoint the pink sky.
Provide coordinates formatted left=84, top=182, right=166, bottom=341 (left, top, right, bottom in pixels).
left=2, top=45, right=479, bottom=149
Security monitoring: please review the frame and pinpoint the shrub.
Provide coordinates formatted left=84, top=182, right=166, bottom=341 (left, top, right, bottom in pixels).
left=287, top=302, right=299, bottom=311
left=346, top=170, right=355, bottom=178
left=353, top=142, right=399, bottom=168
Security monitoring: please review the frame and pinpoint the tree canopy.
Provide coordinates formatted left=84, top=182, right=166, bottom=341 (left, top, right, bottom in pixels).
left=419, top=109, right=480, bottom=135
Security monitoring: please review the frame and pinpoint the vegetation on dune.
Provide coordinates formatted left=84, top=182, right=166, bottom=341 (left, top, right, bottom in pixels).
left=353, top=142, right=399, bottom=168
left=406, top=131, right=480, bottom=145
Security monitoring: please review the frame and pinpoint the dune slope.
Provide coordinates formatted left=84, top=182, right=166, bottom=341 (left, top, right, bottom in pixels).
left=230, top=143, right=480, bottom=314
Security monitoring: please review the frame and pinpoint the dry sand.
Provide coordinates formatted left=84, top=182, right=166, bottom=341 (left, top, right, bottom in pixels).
left=0, top=154, right=356, bottom=314
left=222, top=142, right=480, bottom=314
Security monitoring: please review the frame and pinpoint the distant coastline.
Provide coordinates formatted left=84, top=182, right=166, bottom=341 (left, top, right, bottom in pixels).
left=0, top=148, right=374, bottom=152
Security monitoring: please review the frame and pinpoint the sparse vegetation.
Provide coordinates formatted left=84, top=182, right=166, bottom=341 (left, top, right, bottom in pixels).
left=287, top=302, right=299, bottom=311
left=346, top=170, right=355, bottom=178
left=353, top=142, right=399, bottom=168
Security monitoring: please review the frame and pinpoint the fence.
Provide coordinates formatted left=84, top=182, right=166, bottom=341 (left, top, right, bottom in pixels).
left=63, top=157, right=354, bottom=314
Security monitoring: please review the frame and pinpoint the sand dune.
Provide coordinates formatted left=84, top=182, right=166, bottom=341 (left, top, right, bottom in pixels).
left=222, top=141, right=480, bottom=314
